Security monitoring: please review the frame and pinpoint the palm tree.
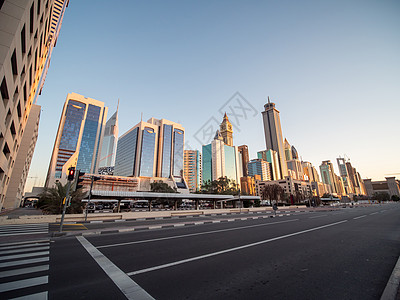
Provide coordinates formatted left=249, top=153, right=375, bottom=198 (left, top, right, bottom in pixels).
left=37, top=182, right=85, bottom=214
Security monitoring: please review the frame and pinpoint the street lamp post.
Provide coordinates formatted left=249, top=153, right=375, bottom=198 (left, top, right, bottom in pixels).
left=84, top=175, right=100, bottom=222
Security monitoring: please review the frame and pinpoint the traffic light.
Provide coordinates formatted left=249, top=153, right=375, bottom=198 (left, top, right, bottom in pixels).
left=67, top=167, right=75, bottom=181
left=75, top=170, right=86, bottom=190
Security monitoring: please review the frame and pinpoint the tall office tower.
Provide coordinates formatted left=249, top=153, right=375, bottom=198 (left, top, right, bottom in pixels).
left=336, top=157, right=354, bottom=194
left=114, top=118, right=185, bottom=179
left=220, top=112, right=233, bottom=146
left=45, top=93, right=108, bottom=187
left=301, top=161, right=314, bottom=182
left=319, top=160, right=338, bottom=194
left=99, top=104, right=119, bottom=168
left=261, top=97, right=288, bottom=178
left=257, top=149, right=281, bottom=181
left=202, top=130, right=242, bottom=185
left=287, top=159, right=304, bottom=181
left=238, top=145, right=249, bottom=176
left=337, top=158, right=348, bottom=177
left=0, top=0, right=68, bottom=209
left=183, top=150, right=202, bottom=192
left=248, top=159, right=271, bottom=181
left=345, top=161, right=366, bottom=195
left=311, top=166, right=320, bottom=183
left=4, top=104, right=40, bottom=208
left=284, top=139, right=292, bottom=161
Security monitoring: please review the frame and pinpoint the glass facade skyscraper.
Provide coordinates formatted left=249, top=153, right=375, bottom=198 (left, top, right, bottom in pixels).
left=45, top=93, right=107, bottom=187
left=161, top=124, right=173, bottom=178
left=99, top=105, right=119, bottom=168
left=201, top=128, right=242, bottom=185
left=114, top=127, right=138, bottom=177
left=202, top=144, right=212, bottom=183
left=173, top=129, right=184, bottom=177
left=139, top=127, right=157, bottom=177
left=114, top=118, right=185, bottom=181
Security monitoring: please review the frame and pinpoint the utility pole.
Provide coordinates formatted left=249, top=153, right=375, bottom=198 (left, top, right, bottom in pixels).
left=85, top=175, right=100, bottom=222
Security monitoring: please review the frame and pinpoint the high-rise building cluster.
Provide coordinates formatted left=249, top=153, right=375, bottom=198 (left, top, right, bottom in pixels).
left=185, top=97, right=370, bottom=202
left=43, top=93, right=371, bottom=203
left=44, top=93, right=188, bottom=193
left=0, top=0, right=69, bottom=209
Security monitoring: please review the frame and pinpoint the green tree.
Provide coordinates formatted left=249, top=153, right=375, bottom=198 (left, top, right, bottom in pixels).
left=201, top=177, right=239, bottom=195
left=37, top=182, right=85, bottom=214
left=391, top=195, right=400, bottom=202
left=373, top=192, right=390, bottom=202
left=261, top=184, right=284, bottom=205
left=150, top=181, right=177, bottom=193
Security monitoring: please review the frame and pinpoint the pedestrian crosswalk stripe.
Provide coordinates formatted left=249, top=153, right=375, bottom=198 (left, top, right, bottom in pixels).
left=0, top=224, right=49, bottom=237
left=0, top=242, right=49, bottom=251
left=0, top=256, right=49, bottom=268
left=0, top=246, right=50, bottom=255
left=0, top=224, right=48, bottom=228
left=0, top=231, right=48, bottom=237
left=0, top=239, right=49, bottom=248
left=0, top=251, right=49, bottom=262
left=9, top=291, right=48, bottom=300
left=0, top=264, right=49, bottom=278
left=0, top=275, right=48, bottom=292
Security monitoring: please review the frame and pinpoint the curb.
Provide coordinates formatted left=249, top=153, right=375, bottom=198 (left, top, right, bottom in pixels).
left=53, top=213, right=291, bottom=238
left=381, top=255, right=400, bottom=300
left=62, top=210, right=306, bottom=225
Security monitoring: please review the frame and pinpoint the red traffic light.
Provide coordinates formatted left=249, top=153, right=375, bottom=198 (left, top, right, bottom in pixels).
left=67, top=167, right=76, bottom=181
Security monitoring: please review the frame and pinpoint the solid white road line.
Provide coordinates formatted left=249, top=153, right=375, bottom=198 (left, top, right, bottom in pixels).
left=0, top=264, right=49, bottom=278
left=0, top=246, right=49, bottom=255
left=127, top=220, right=348, bottom=276
left=9, top=291, right=48, bottom=300
left=0, top=276, right=48, bottom=292
left=353, top=215, right=367, bottom=220
left=97, top=219, right=299, bottom=249
left=0, top=251, right=49, bottom=262
left=380, top=254, right=400, bottom=300
left=77, top=236, right=154, bottom=300
left=0, top=257, right=49, bottom=268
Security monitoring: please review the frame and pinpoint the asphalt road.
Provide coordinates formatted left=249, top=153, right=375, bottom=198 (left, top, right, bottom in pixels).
left=1, top=204, right=399, bottom=299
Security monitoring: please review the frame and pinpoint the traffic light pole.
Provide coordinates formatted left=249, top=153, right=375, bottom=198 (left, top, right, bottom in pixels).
left=59, top=180, right=72, bottom=232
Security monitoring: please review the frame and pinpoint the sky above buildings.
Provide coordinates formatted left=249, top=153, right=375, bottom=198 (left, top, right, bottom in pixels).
left=26, top=0, right=400, bottom=190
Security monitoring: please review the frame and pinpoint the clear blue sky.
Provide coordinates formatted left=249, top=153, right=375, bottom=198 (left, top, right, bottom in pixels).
left=26, top=0, right=400, bottom=190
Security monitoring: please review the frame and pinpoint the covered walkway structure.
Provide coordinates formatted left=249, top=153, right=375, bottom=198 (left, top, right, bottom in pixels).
left=89, top=190, right=261, bottom=211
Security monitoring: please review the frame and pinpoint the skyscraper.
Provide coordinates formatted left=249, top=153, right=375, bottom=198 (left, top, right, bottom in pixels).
left=238, top=145, right=249, bottom=176
left=284, top=139, right=292, bottom=161
left=0, top=0, right=68, bottom=209
left=114, top=118, right=185, bottom=180
left=45, top=93, right=108, bottom=187
left=4, top=104, right=40, bottom=208
left=319, top=160, right=338, bottom=194
left=99, top=103, right=119, bottom=168
left=220, top=113, right=233, bottom=146
left=257, top=149, right=281, bottom=180
left=184, top=150, right=202, bottom=192
left=202, top=130, right=242, bottom=185
left=261, top=97, right=288, bottom=178
left=248, top=159, right=271, bottom=181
